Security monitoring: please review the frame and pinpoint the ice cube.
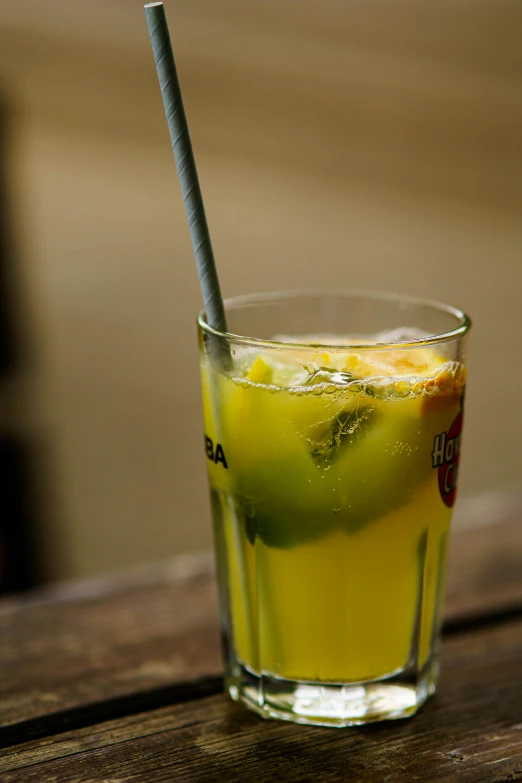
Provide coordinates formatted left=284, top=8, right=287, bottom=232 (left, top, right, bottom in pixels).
left=305, top=367, right=354, bottom=387
left=274, top=328, right=432, bottom=347
left=370, top=326, right=433, bottom=345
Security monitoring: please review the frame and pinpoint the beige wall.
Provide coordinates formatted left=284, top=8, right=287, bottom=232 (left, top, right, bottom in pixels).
left=0, top=0, right=520, bottom=581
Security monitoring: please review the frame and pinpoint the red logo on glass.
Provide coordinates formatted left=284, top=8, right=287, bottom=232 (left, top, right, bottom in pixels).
left=431, top=411, right=463, bottom=508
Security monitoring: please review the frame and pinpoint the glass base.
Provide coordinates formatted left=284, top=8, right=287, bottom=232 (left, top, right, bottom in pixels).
left=226, top=659, right=439, bottom=727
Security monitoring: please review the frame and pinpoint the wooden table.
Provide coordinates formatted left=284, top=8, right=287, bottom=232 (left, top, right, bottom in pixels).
left=1, top=495, right=521, bottom=782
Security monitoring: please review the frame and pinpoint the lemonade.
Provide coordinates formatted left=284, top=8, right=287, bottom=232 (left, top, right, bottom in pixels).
left=199, top=292, right=469, bottom=725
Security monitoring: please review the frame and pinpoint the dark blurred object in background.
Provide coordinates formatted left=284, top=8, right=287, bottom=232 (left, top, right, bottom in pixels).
left=0, top=437, right=39, bottom=593
left=0, top=99, right=39, bottom=594
left=0, top=99, right=19, bottom=378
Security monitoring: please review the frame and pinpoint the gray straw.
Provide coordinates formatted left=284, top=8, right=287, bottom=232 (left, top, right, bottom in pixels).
left=145, top=2, right=227, bottom=334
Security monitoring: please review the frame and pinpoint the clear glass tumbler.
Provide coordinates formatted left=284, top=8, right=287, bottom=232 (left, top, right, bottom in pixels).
left=199, top=290, right=471, bottom=727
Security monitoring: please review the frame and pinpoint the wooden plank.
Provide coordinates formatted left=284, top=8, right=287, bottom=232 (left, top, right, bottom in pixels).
left=0, top=618, right=521, bottom=782
left=447, top=493, right=522, bottom=622
left=0, top=555, right=221, bottom=730
left=0, top=498, right=521, bottom=733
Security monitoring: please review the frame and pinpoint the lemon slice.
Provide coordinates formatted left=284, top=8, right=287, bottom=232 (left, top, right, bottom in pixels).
left=245, top=352, right=309, bottom=387
left=338, top=347, right=445, bottom=379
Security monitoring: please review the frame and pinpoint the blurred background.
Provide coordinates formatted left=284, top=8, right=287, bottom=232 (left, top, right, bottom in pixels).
left=0, top=0, right=520, bottom=590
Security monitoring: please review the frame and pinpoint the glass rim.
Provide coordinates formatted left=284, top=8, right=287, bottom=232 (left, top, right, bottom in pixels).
left=197, top=288, right=472, bottom=351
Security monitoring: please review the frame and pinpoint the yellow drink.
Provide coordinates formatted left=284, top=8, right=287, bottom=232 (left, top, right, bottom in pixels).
left=203, top=345, right=464, bottom=683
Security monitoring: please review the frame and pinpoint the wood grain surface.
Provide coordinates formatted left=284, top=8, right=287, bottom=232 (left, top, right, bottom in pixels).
left=0, top=556, right=221, bottom=732
left=0, top=618, right=520, bottom=782
left=447, top=494, right=522, bottom=624
left=0, top=498, right=521, bottom=737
